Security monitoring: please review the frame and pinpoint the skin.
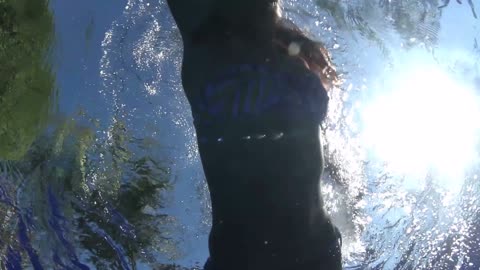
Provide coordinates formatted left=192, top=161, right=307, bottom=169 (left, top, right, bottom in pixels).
left=167, top=1, right=341, bottom=269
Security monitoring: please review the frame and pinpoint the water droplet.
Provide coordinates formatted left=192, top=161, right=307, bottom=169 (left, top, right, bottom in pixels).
left=288, top=42, right=301, bottom=56
left=273, top=132, right=284, bottom=140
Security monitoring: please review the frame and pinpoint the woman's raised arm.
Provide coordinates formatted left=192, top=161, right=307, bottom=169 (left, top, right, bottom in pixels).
left=166, top=0, right=214, bottom=42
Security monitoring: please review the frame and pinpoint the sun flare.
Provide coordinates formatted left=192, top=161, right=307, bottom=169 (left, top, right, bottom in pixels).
left=361, top=66, right=480, bottom=190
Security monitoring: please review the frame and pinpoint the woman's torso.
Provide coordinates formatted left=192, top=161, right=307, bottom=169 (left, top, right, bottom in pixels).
left=181, top=33, right=338, bottom=269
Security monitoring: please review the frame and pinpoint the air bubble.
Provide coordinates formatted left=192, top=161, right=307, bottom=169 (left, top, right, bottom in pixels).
left=288, top=42, right=301, bottom=56
left=256, top=134, right=266, bottom=139
left=272, top=132, right=284, bottom=140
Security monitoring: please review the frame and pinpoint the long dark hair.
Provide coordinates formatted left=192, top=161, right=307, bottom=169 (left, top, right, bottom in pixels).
left=273, top=18, right=338, bottom=90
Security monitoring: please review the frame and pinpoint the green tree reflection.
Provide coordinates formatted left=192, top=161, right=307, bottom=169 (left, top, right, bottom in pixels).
left=1, top=114, right=177, bottom=268
left=0, top=0, right=55, bottom=160
left=314, top=0, right=476, bottom=51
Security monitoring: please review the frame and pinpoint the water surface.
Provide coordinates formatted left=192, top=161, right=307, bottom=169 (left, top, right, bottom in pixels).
left=1, top=0, right=479, bottom=269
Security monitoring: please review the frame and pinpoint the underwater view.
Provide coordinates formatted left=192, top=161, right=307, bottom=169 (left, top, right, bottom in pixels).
left=1, top=0, right=480, bottom=269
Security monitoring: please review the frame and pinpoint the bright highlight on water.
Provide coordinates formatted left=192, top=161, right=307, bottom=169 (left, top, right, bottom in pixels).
left=361, top=65, right=480, bottom=191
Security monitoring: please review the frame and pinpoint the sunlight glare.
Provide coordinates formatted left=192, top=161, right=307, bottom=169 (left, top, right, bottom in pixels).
left=361, top=66, right=480, bottom=191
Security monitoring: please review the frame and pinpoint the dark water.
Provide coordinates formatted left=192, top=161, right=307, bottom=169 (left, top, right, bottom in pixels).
left=1, top=0, right=480, bottom=269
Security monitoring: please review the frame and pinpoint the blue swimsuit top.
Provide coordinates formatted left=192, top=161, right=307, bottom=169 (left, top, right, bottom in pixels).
left=190, top=64, right=329, bottom=143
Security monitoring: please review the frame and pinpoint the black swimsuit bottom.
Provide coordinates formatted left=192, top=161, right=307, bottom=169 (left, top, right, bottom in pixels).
left=190, top=63, right=329, bottom=143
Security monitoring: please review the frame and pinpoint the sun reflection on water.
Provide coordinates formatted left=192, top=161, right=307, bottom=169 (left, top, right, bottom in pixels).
left=360, top=64, right=480, bottom=192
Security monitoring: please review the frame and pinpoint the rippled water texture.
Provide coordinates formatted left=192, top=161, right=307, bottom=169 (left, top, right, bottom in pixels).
left=1, top=0, right=479, bottom=269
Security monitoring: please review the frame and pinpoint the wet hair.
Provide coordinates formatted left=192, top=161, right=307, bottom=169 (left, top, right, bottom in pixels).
left=273, top=19, right=338, bottom=90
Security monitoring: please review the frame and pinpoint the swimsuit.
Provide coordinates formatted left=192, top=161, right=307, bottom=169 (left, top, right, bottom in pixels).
left=191, top=63, right=329, bottom=143
left=189, top=63, right=341, bottom=270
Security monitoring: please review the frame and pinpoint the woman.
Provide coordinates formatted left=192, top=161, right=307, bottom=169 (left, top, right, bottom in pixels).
left=166, top=0, right=342, bottom=269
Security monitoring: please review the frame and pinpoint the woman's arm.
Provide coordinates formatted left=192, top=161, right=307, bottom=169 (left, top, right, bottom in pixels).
left=166, top=0, right=214, bottom=41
